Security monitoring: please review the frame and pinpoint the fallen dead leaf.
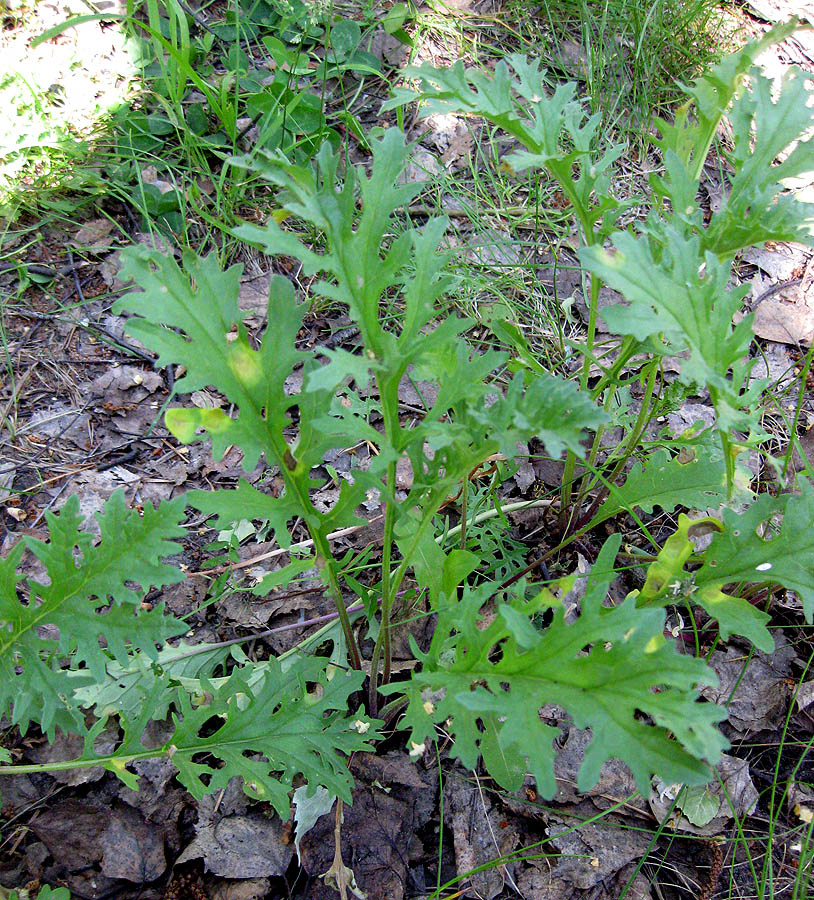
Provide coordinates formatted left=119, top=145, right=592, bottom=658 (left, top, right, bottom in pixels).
left=445, top=775, right=519, bottom=900
left=549, top=727, right=646, bottom=812
left=399, top=148, right=441, bottom=185
left=72, top=217, right=116, bottom=251
left=702, top=636, right=797, bottom=734
left=28, top=722, right=118, bottom=786
left=743, top=241, right=809, bottom=282
left=177, top=780, right=293, bottom=878
left=423, top=113, right=473, bottom=170
left=753, top=291, right=814, bottom=345
left=100, top=803, right=167, bottom=882
left=299, top=753, right=437, bottom=900
left=209, top=878, right=273, bottom=900
left=239, top=273, right=271, bottom=322
left=544, top=799, right=652, bottom=890
left=367, top=26, right=409, bottom=67
left=30, top=799, right=110, bottom=876
left=462, top=228, right=525, bottom=270
left=649, top=754, right=759, bottom=835
left=795, top=678, right=814, bottom=711
left=556, top=38, right=590, bottom=78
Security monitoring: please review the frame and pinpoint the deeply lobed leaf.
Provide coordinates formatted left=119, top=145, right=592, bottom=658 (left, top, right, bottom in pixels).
left=0, top=492, right=187, bottom=737
left=165, top=659, right=376, bottom=812
left=588, top=445, right=729, bottom=528
left=78, top=656, right=379, bottom=815
left=652, top=19, right=799, bottom=181
left=580, top=229, right=760, bottom=432
left=697, top=480, right=814, bottom=622
left=633, top=514, right=773, bottom=652
left=381, top=58, right=627, bottom=238
left=384, top=538, right=727, bottom=796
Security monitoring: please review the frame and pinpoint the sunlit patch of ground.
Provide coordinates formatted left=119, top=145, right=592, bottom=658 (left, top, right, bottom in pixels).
left=0, top=0, right=138, bottom=205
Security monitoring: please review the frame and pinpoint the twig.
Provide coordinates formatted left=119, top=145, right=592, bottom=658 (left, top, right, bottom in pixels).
left=750, top=277, right=803, bottom=309
left=0, top=261, right=87, bottom=279
left=188, top=498, right=553, bottom=579
left=159, top=602, right=367, bottom=663
left=67, top=250, right=86, bottom=305
left=185, top=517, right=384, bottom=577
left=474, top=771, right=524, bottom=898
left=176, top=0, right=223, bottom=38
left=97, top=446, right=141, bottom=471
left=437, top=498, right=555, bottom=544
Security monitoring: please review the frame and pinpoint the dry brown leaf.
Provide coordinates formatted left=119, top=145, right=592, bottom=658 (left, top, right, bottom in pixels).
left=72, top=217, right=116, bottom=250
left=462, top=228, right=524, bottom=269
left=543, top=801, right=652, bottom=890
left=702, top=636, right=797, bottom=734
left=743, top=242, right=809, bottom=282
left=424, top=113, right=473, bottom=170
left=445, top=776, right=519, bottom=900
left=209, top=879, right=272, bottom=900
left=753, top=290, right=814, bottom=345
left=550, top=727, right=645, bottom=811
left=100, top=803, right=167, bottom=882
left=367, top=27, right=409, bottom=67
left=177, top=780, right=293, bottom=878
left=239, top=273, right=271, bottom=320
left=27, top=722, right=118, bottom=786
left=299, top=763, right=436, bottom=900
left=556, top=39, right=590, bottom=78
left=649, top=754, right=759, bottom=835
left=796, top=679, right=814, bottom=711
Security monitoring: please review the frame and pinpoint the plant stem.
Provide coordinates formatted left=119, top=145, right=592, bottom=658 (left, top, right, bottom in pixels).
left=572, top=359, right=659, bottom=528
left=0, top=751, right=153, bottom=777
left=314, top=535, right=362, bottom=672
left=368, top=457, right=397, bottom=715
left=261, top=415, right=365, bottom=671
left=438, top=498, right=555, bottom=544
left=459, top=471, right=469, bottom=551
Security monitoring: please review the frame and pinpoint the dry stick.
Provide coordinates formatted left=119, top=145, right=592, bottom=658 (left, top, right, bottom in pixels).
left=187, top=499, right=555, bottom=580
left=162, top=602, right=367, bottom=663
left=437, top=498, right=555, bottom=545
left=184, top=517, right=384, bottom=578
left=459, top=470, right=470, bottom=552
left=473, top=771, right=522, bottom=897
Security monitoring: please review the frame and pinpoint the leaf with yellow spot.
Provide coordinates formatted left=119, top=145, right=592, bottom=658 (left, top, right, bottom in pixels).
left=165, top=407, right=232, bottom=444
left=634, top=513, right=773, bottom=652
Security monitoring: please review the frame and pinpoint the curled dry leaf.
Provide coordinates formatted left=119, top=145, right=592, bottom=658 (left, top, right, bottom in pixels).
left=752, top=291, right=814, bottom=345
left=72, top=217, right=116, bottom=251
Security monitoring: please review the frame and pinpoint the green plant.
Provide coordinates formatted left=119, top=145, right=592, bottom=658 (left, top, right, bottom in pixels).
left=388, top=19, right=813, bottom=500
left=26, top=0, right=382, bottom=246
left=507, top=0, right=724, bottom=135
left=3, top=887, right=71, bottom=900
left=1, top=26, right=814, bottom=861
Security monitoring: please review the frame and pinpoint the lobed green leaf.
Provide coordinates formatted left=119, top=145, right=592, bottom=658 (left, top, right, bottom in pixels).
left=384, top=537, right=727, bottom=797
left=697, top=480, right=814, bottom=622
left=589, top=445, right=729, bottom=528
left=0, top=492, right=187, bottom=737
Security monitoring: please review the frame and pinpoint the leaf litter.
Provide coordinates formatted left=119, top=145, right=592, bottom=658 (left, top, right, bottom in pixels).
left=1, top=8, right=814, bottom=900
